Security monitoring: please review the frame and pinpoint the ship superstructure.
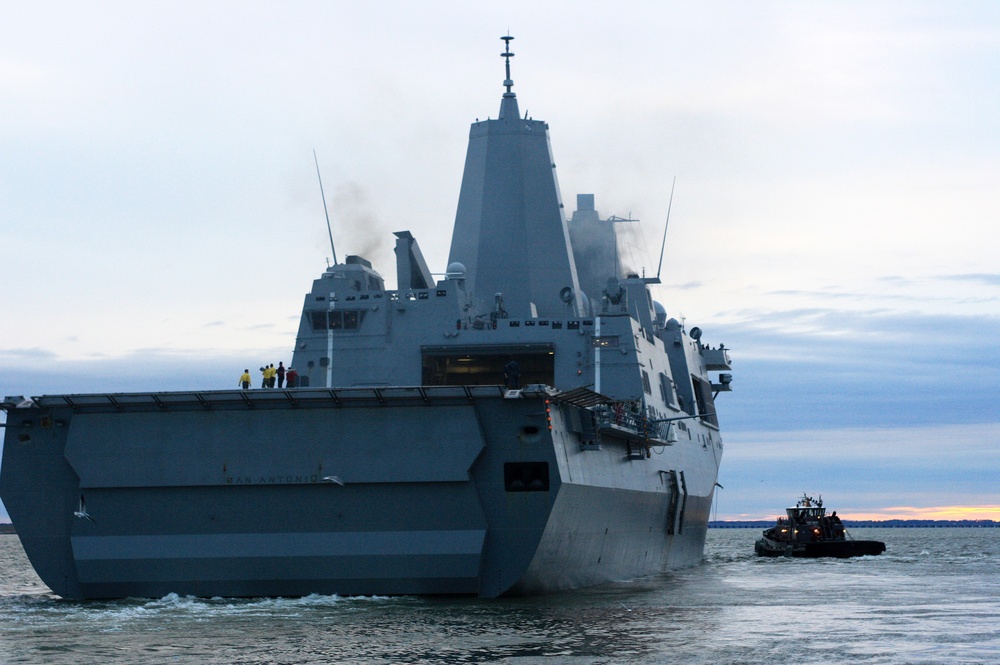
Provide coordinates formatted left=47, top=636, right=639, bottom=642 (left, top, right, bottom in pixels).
left=0, top=37, right=733, bottom=599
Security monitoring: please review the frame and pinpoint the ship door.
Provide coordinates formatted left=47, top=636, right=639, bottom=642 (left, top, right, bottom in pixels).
left=421, top=344, right=554, bottom=387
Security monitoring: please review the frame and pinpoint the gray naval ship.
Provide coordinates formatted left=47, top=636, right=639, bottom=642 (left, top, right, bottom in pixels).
left=0, top=37, right=733, bottom=599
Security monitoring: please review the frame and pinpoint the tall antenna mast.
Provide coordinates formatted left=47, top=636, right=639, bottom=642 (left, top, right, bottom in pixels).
left=313, top=149, right=338, bottom=266
left=655, top=176, right=676, bottom=281
left=501, top=35, right=515, bottom=95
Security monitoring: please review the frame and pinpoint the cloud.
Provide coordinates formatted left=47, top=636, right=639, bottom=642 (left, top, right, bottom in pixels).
left=0, top=347, right=57, bottom=361
left=845, top=505, right=1000, bottom=521
left=716, top=423, right=1000, bottom=520
left=0, top=347, right=287, bottom=400
left=702, top=308, right=1000, bottom=433
left=936, top=273, right=1000, bottom=287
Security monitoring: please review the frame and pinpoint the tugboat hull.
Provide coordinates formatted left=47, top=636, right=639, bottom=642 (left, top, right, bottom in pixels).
left=755, top=537, right=886, bottom=558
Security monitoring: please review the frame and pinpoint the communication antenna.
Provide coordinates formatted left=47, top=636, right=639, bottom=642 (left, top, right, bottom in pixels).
left=313, top=149, right=338, bottom=266
left=501, top=35, right=515, bottom=94
left=655, top=176, right=677, bottom=281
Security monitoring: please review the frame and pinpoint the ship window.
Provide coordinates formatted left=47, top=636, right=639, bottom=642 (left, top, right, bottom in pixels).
left=567, top=321, right=580, bottom=330
left=309, top=310, right=366, bottom=332
left=504, top=462, right=550, bottom=492
left=418, top=291, right=429, bottom=300
left=509, top=321, right=520, bottom=327
left=552, top=321, right=563, bottom=329
left=437, top=290, right=447, bottom=297
left=642, top=371, right=652, bottom=395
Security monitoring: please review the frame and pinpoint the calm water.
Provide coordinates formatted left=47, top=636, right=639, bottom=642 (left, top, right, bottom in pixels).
left=1, top=529, right=998, bottom=664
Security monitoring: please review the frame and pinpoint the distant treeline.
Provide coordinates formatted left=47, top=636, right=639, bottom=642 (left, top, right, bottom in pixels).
left=0, top=524, right=15, bottom=534
left=710, top=520, right=999, bottom=528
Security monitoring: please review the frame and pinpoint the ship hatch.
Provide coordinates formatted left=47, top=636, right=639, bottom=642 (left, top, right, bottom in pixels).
left=421, top=344, right=554, bottom=386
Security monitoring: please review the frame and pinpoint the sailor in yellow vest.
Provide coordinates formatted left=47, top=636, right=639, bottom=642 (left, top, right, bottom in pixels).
left=239, top=369, right=251, bottom=390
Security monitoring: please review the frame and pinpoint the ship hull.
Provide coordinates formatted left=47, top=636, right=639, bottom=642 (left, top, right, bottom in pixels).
left=1, top=387, right=719, bottom=599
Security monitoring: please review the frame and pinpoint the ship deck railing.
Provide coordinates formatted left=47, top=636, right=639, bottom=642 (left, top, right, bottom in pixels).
left=1, top=385, right=528, bottom=414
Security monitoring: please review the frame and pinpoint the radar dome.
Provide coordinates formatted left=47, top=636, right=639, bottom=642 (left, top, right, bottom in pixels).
left=653, top=301, right=667, bottom=327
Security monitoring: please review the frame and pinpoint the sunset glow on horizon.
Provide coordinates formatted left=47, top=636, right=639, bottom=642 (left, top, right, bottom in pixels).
left=727, top=505, right=1000, bottom=523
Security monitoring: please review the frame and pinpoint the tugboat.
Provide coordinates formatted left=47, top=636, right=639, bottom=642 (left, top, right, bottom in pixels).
left=754, top=495, right=886, bottom=558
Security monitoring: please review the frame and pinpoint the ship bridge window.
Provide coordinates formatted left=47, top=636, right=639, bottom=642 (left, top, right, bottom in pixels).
left=421, top=344, right=554, bottom=387
left=309, top=310, right=366, bottom=331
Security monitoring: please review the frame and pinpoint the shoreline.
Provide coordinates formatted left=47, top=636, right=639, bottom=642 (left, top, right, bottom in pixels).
left=710, top=519, right=999, bottom=528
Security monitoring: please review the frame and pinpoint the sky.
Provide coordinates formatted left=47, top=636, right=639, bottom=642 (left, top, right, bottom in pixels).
left=1, top=1, right=998, bottom=522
